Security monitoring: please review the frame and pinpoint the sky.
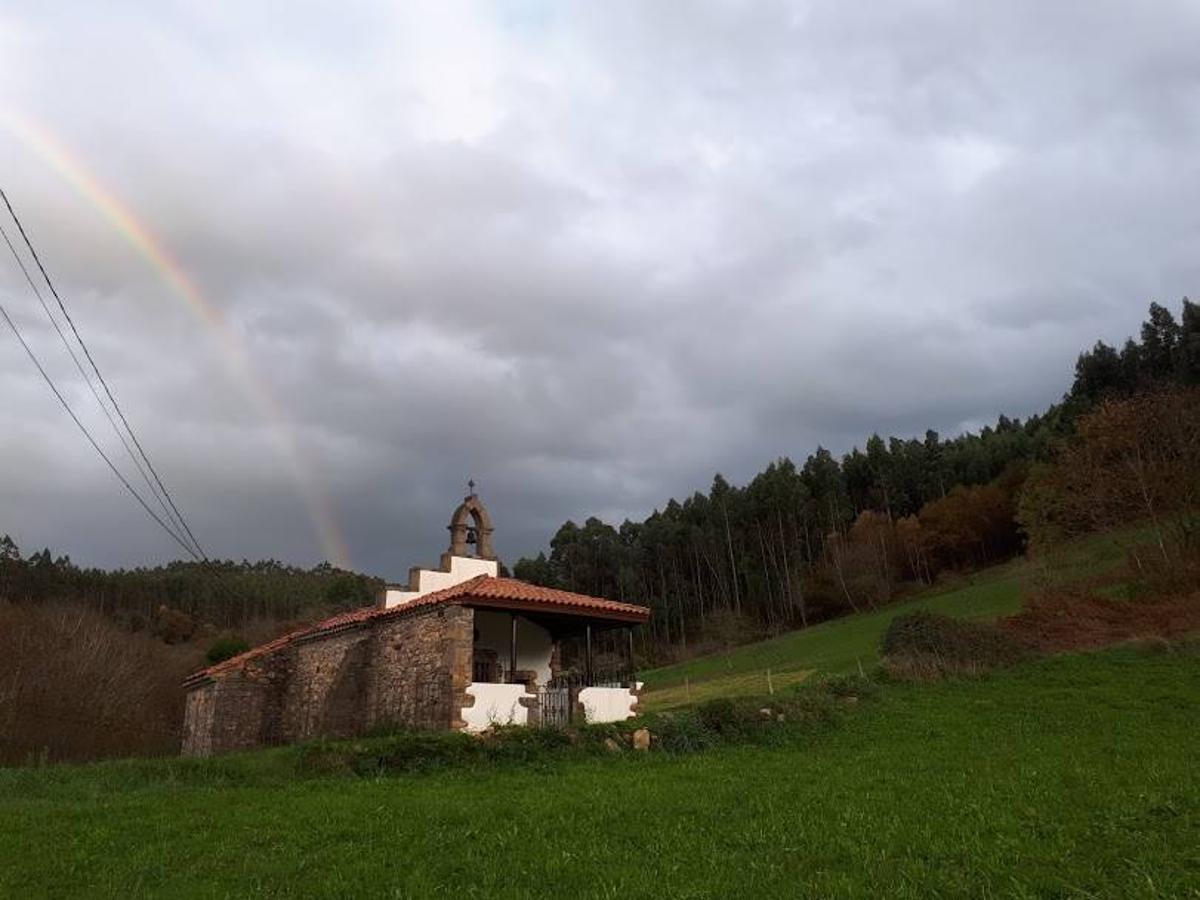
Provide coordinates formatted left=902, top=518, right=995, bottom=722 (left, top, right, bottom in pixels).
left=1, top=1, right=1198, bottom=577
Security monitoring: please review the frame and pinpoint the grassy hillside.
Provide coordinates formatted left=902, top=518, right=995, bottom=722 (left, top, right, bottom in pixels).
left=639, top=531, right=1135, bottom=709
left=1, top=645, right=1197, bottom=897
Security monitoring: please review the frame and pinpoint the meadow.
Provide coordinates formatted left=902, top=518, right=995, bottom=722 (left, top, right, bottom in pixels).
left=1, top=643, right=1197, bottom=898
left=638, top=530, right=1133, bottom=709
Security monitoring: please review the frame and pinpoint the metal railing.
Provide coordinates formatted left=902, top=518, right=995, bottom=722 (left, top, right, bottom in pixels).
left=546, top=669, right=636, bottom=690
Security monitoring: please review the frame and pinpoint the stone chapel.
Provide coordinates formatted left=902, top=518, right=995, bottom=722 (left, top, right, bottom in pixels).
left=181, top=492, right=649, bottom=756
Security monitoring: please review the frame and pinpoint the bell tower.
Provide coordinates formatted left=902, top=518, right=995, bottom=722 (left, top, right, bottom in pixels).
left=379, top=484, right=500, bottom=608
left=447, top=484, right=496, bottom=560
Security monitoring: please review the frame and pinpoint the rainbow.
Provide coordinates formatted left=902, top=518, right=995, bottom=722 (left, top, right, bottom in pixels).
left=1, top=109, right=352, bottom=568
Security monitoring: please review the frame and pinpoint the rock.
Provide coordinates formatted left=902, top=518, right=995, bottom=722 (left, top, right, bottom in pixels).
left=759, top=707, right=773, bottom=718
left=842, top=695, right=859, bottom=705
left=632, top=728, right=651, bottom=751
left=776, top=714, right=786, bottom=723
left=603, top=737, right=621, bottom=753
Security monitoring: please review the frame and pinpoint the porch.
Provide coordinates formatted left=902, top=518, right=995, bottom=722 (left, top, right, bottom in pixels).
left=462, top=607, right=641, bottom=731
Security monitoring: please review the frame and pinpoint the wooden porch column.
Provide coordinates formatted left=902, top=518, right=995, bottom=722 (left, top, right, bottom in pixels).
left=585, top=623, right=593, bottom=686
left=509, top=613, right=518, bottom=683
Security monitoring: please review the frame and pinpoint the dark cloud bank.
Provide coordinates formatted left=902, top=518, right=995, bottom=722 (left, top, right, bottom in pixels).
left=1, top=2, right=1197, bottom=576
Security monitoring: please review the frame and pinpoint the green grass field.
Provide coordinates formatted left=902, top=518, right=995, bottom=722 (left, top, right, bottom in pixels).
left=639, top=531, right=1138, bottom=709
left=640, top=571, right=1023, bottom=708
left=1, top=646, right=1197, bottom=898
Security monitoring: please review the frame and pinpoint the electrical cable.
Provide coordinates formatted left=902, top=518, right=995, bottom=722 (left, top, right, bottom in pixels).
left=0, top=186, right=207, bottom=560
left=0, top=296, right=201, bottom=560
left=0, top=219, right=196, bottom=554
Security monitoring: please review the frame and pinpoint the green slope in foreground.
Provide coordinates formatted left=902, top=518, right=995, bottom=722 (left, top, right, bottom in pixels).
left=639, top=532, right=1134, bottom=708
left=2, top=646, right=1198, bottom=898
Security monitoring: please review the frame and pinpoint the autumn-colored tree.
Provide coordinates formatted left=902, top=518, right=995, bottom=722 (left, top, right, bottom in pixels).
left=919, top=482, right=1021, bottom=568
left=846, top=510, right=901, bottom=603
left=1019, top=387, right=1200, bottom=565
left=894, top=515, right=934, bottom=584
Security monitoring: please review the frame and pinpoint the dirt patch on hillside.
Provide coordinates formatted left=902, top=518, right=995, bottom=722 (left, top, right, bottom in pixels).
left=1000, top=591, right=1200, bottom=652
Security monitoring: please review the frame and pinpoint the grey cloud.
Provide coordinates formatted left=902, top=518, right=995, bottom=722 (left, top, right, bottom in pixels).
left=0, top=1, right=1196, bottom=576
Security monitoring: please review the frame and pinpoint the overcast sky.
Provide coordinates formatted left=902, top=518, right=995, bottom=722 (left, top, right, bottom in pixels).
left=1, top=1, right=1197, bottom=576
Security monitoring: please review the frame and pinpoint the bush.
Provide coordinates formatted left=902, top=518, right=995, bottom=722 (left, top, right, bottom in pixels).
left=650, top=683, right=852, bottom=755
left=299, top=725, right=601, bottom=777
left=153, top=606, right=196, bottom=644
left=205, top=636, right=250, bottom=665
left=300, top=731, right=480, bottom=777
left=650, top=710, right=720, bottom=754
left=695, top=697, right=762, bottom=739
left=881, top=612, right=1030, bottom=678
left=817, top=672, right=881, bottom=701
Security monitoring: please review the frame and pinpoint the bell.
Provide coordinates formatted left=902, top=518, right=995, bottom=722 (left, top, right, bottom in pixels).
left=466, top=527, right=478, bottom=546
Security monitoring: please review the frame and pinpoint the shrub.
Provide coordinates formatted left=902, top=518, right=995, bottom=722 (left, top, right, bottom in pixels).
left=299, top=724, right=603, bottom=777
left=881, top=612, right=1030, bottom=678
left=817, top=672, right=881, bottom=701
left=476, top=724, right=577, bottom=765
left=695, top=697, right=763, bottom=739
left=300, top=731, right=481, bottom=777
left=153, top=606, right=196, bottom=644
left=651, top=710, right=719, bottom=754
left=205, top=636, right=250, bottom=665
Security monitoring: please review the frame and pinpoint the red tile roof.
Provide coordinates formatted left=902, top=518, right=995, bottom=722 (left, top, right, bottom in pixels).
left=185, top=575, right=649, bottom=686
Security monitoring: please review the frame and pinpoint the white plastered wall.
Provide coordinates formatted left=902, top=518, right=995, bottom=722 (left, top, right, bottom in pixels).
left=383, top=555, right=497, bottom=608
left=472, top=609, right=553, bottom=685
left=461, top=683, right=532, bottom=732
left=579, top=686, right=639, bottom=724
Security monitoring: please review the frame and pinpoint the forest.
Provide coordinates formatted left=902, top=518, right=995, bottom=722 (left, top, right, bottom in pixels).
left=0, top=549, right=380, bottom=636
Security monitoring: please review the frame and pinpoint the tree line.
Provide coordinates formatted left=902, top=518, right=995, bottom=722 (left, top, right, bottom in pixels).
left=514, top=299, right=1199, bottom=655
left=0, top=544, right=381, bottom=638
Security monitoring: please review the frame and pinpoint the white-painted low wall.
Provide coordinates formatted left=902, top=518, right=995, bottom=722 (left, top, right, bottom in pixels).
left=578, top=686, right=639, bottom=724
left=461, top=682, right=532, bottom=732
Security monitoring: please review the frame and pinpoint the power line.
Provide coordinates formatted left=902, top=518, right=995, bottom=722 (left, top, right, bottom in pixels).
left=0, top=296, right=201, bottom=560
left=0, top=187, right=207, bottom=560
left=0, top=219, right=195, bottom=554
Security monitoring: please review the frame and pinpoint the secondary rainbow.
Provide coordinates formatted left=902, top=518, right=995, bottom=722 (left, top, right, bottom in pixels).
left=1, top=109, right=352, bottom=568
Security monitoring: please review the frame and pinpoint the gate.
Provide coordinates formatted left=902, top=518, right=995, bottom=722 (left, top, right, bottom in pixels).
left=538, top=686, right=572, bottom=727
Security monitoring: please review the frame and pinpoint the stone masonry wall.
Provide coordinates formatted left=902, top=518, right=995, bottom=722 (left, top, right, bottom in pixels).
left=181, top=683, right=215, bottom=757
left=181, top=650, right=291, bottom=756
left=282, top=630, right=372, bottom=743
left=366, top=605, right=473, bottom=732
left=184, top=604, right=474, bottom=756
